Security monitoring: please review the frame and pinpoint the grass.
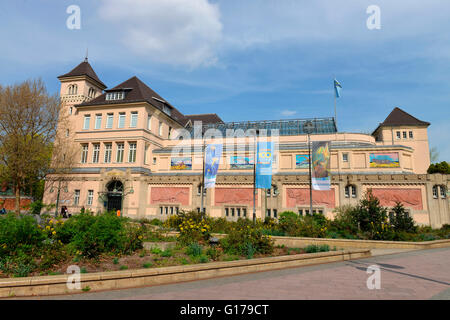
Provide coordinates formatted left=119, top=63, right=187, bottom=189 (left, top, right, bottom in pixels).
left=142, top=262, right=153, bottom=268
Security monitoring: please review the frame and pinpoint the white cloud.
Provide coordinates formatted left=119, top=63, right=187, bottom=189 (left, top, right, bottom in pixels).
left=99, top=0, right=223, bottom=68
left=281, top=110, right=297, bottom=116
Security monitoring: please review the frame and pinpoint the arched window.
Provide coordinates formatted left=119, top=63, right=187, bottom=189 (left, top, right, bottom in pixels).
left=345, top=184, right=357, bottom=198
left=432, top=185, right=438, bottom=199
left=434, top=185, right=447, bottom=199
left=68, top=84, right=78, bottom=95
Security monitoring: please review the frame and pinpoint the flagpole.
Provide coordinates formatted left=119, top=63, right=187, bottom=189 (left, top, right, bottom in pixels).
left=201, top=140, right=205, bottom=218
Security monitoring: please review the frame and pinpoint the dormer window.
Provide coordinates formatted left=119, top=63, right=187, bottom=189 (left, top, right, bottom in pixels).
left=88, top=88, right=96, bottom=98
left=106, top=91, right=125, bottom=101
left=162, top=105, right=172, bottom=116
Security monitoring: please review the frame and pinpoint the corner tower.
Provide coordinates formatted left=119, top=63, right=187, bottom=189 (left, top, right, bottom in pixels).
left=57, top=58, right=107, bottom=115
left=372, top=107, right=431, bottom=173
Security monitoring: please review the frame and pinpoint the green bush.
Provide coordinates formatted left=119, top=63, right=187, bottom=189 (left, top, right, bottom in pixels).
left=0, top=213, right=45, bottom=254
left=304, top=244, right=330, bottom=253
left=185, top=243, right=203, bottom=257
left=55, top=212, right=144, bottom=258
left=219, top=219, right=274, bottom=256
left=390, top=202, right=417, bottom=233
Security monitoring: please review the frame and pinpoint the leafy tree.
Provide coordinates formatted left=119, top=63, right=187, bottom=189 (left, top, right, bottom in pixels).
left=351, top=189, right=388, bottom=232
left=0, top=79, right=74, bottom=214
left=427, top=161, right=450, bottom=174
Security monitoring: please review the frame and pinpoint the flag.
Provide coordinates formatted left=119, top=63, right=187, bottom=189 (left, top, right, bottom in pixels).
left=334, top=79, right=342, bottom=98
left=255, top=141, right=274, bottom=189
left=204, top=144, right=223, bottom=188
left=311, top=141, right=331, bottom=190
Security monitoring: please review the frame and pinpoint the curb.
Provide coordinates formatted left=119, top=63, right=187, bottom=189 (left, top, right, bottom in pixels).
left=0, top=249, right=370, bottom=298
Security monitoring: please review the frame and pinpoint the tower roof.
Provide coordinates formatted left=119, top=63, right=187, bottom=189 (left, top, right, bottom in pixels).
left=372, top=107, right=430, bottom=135
left=58, top=59, right=106, bottom=89
left=77, top=76, right=187, bottom=126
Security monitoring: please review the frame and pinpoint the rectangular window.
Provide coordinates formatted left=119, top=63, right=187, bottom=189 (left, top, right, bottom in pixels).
left=409, top=131, right=413, bottom=139
left=243, top=208, right=247, bottom=217
left=92, top=143, right=100, bottom=163
left=160, top=207, right=163, bottom=215
left=225, top=208, right=229, bottom=216
left=81, top=144, right=88, bottom=163
left=95, top=114, right=102, bottom=129
left=128, top=142, right=137, bottom=163
left=74, top=190, right=80, bottom=205
left=130, top=112, right=138, bottom=128
left=343, top=153, right=349, bottom=162
left=168, top=126, right=172, bottom=139
left=83, top=115, right=90, bottom=130
left=106, top=113, right=113, bottom=129
left=273, top=209, right=277, bottom=218
left=236, top=208, right=241, bottom=217
left=104, top=143, right=112, bottom=163
left=118, top=113, right=126, bottom=128
left=266, top=189, right=271, bottom=197
left=116, top=143, right=124, bottom=163
left=403, top=131, right=407, bottom=139
left=165, top=207, right=168, bottom=215
left=266, top=209, right=271, bottom=217
left=159, top=122, right=163, bottom=136
left=298, top=209, right=303, bottom=216
left=87, top=190, right=93, bottom=206
left=231, top=208, right=235, bottom=217
left=396, top=131, right=401, bottom=139
left=69, top=107, right=73, bottom=115
left=147, top=115, right=152, bottom=131
left=351, top=186, right=357, bottom=198
left=153, top=157, right=157, bottom=165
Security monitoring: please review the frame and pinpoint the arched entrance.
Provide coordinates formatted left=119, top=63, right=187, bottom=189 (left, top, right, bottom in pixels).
left=106, top=180, right=123, bottom=212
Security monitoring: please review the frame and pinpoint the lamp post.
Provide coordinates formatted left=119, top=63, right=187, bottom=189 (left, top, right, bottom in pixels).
left=304, top=121, right=314, bottom=216
left=200, top=140, right=206, bottom=218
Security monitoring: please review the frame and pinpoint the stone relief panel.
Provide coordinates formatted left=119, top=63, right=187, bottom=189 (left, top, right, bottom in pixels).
left=371, top=188, right=423, bottom=210
left=150, top=187, right=190, bottom=206
left=286, top=188, right=335, bottom=208
left=215, top=188, right=257, bottom=205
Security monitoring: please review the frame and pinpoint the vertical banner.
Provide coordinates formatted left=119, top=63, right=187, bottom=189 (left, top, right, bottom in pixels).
left=255, top=141, right=274, bottom=189
left=204, top=144, right=223, bottom=188
left=311, top=141, right=331, bottom=190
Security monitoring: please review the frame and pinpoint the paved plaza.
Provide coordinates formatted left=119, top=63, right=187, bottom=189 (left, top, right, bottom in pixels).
left=26, top=247, right=450, bottom=300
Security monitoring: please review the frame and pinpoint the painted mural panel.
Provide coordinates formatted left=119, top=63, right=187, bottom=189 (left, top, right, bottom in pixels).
left=369, top=152, right=400, bottom=168
left=170, top=157, right=192, bottom=170
left=371, top=188, right=423, bottom=210
left=286, top=188, right=335, bottom=208
left=150, top=187, right=190, bottom=205
left=295, top=154, right=310, bottom=169
left=230, top=156, right=254, bottom=169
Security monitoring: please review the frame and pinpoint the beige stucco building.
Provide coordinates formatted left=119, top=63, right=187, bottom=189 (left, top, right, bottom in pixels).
left=43, top=59, right=449, bottom=228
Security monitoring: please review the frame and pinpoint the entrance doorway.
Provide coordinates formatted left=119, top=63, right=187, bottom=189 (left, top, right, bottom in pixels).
left=106, top=180, right=123, bottom=212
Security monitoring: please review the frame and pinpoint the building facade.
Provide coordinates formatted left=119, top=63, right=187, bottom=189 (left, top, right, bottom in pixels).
left=43, top=60, right=449, bottom=228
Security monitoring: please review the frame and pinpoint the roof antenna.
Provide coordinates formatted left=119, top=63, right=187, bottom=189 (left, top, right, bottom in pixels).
left=84, top=47, right=88, bottom=62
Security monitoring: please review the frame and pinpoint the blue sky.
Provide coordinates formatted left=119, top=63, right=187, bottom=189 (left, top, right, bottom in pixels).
left=0, top=0, right=449, bottom=161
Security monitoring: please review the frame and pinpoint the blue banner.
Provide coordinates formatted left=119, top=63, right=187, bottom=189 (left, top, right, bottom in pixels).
left=255, top=141, right=274, bottom=189
left=204, top=144, right=223, bottom=189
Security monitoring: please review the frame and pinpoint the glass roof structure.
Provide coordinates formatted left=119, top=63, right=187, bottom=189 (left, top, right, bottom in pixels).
left=187, top=117, right=337, bottom=136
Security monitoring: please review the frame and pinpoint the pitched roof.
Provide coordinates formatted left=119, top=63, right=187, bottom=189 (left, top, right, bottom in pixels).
left=372, top=107, right=430, bottom=135
left=185, top=113, right=224, bottom=125
left=58, top=59, right=106, bottom=88
left=77, top=76, right=187, bottom=126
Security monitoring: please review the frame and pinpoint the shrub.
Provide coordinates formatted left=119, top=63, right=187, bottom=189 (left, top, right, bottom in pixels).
left=55, top=212, right=144, bottom=258
left=177, top=216, right=211, bottom=245
left=160, top=249, right=173, bottom=257
left=219, top=219, right=274, bottom=256
left=390, top=202, right=417, bottom=233
left=185, top=243, right=203, bottom=257
left=0, top=213, right=45, bottom=254
left=205, top=246, right=222, bottom=261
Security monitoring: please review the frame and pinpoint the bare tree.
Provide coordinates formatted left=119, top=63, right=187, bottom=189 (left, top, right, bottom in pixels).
left=0, top=79, right=72, bottom=214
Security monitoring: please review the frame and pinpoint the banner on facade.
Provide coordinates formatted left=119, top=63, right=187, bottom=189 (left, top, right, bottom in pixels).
left=204, top=144, right=223, bottom=189
left=311, top=141, right=331, bottom=191
left=255, top=141, right=274, bottom=189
